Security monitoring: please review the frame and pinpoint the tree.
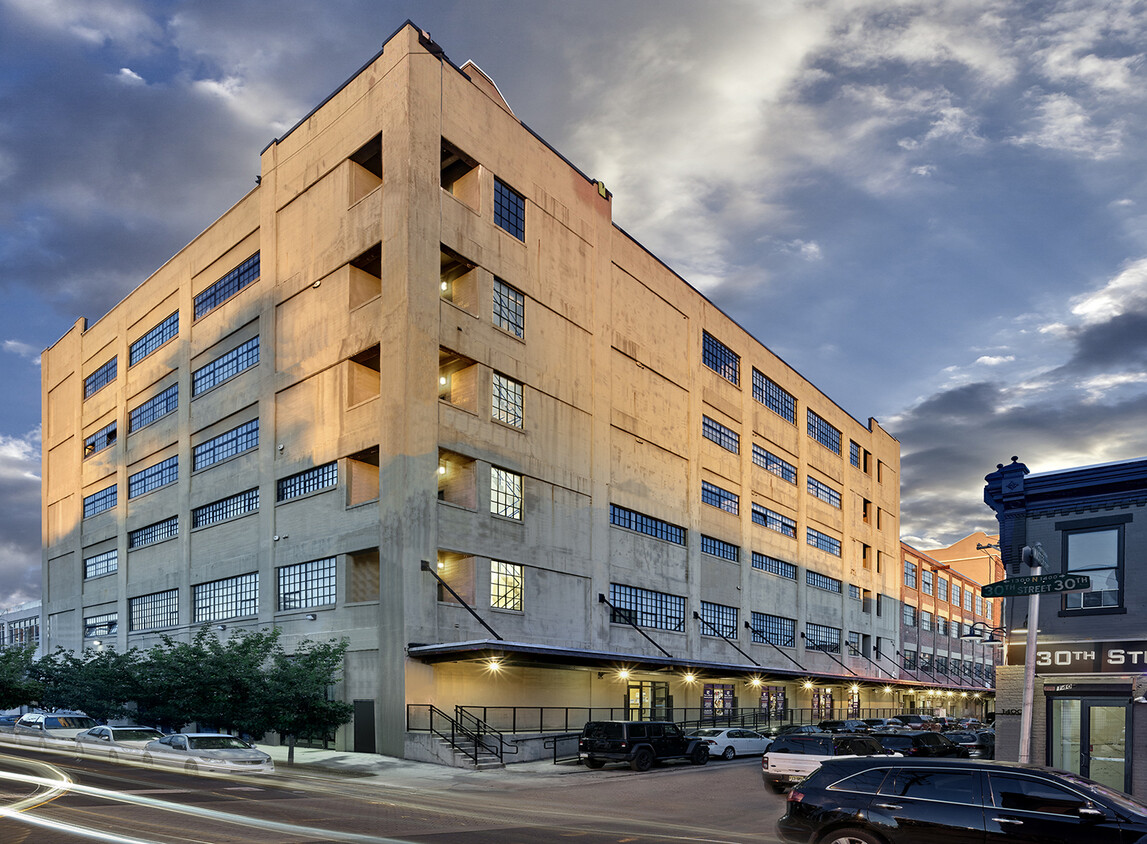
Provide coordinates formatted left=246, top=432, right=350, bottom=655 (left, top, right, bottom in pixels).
left=0, top=645, right=41, bottom=710
left=31, top=647, right=139, bottom=721
left=265, top=638, right=354, bottom=765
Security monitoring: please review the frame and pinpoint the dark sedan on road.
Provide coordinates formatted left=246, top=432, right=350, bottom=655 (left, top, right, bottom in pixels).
left=870, top=730, right=967, bottom=757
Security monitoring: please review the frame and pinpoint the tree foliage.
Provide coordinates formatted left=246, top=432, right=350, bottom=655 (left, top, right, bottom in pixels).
left=0, top=645, right=41, bottom=710
left=31, top=647, right=139, bottom=721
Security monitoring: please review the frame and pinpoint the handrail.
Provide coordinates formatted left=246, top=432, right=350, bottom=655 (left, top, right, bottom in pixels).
left=406, top=704, right=500, bottom=765
left=453, top=705, right=513, bottom=759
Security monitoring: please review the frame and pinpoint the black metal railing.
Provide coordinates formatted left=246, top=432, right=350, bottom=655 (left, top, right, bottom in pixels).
left=544, top=732, right=581, bottom=764
left=405, top=704, right=503, bottom=764
left=453, top=705, right=515, bottom=758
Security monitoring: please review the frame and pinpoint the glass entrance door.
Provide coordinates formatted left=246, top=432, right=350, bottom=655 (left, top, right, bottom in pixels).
left=627, top=681, right=670, bottom=720
left=1050, top=697, right=1128, bottom=792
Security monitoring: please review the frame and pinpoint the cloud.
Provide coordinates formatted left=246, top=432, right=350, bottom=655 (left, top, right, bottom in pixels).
left=1008, top=92, right=1125, bottom=159
left=115, top=67, right=145, bottom=85
left=0, top=429, right=41, bottom=609
left=975, top=355, right=1014, bottom=366
left=3, top=340, right=40, bottom=363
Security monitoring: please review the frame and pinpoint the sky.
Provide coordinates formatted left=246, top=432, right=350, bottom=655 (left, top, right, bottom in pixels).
left=3, top=0, right=1147, bottom=608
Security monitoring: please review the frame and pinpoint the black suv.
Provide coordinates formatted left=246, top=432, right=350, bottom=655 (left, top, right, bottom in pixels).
left=817, top=719, right=870, bottom=733
left=777, top=756, right=1147, bottom=844
left=578, top=720, right=709, bottom=771
left=870, top=729, right=968, bottom=757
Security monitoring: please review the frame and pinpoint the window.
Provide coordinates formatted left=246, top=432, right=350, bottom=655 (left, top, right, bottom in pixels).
left=700, top=601, right=738, bottom=639
left=490, top=561, right=524, bottom=611
left=702, top=416, right=739, bottom=453
left=192, top=489, right=259, bottom=528
left=192, top=336, right=259, bottom=396
left=490, top=467, right=524, bottom=520
left=964, top=589, right=973, bottom=612
left=84, top=357, right=117, bottom=399
left=608, top=583, right=685, bottom=632
left=701, top=480, right=739, bottom=515
left=193, top=419, right=258, bottom=470
left=752, top=369, right=794, bottom=423
left=83, top=484, right=117, bottom=518
left=807, top=527, right=841, bottom=556
left=921, top=569, right=934, bottom=596
left=277, top=461, right=338, bottom=502
left=936, top=617, right=949, bottom=637
left=951, top=583, right=960, bottom=606
left=921, top=610, right=933, bottom=632
left=83, top=613, right=117, bottom=639
left=902, top=648, right=917, bottom=669
left=752, top=503, right=796, bottom=538
left=752, top=552, right=796, bottom=579
left=7, top=617, right=39, bottom=647
left=278, top=557, right=336, bottom=611
left=807, top=477, right=841, bottom=508
left=492, top=373, right=524, bottom=427
left=83, top=549, right=118, bottom=579
left=130, top=312, right=179, bottom=366
left=847, top=631, right=861, bottom=654
left=609, top=504, right=686, bottom=545
left=194, top=573, right=258, bottom=623
left=752, top=444, right=796, bottom=483
left=935, top=655, right=948, bottom=675
left=128, top=516, right=178, bottom=548
left=194, top=253, right=259, bottom=319
left=129, top=589, right=178, bottom=632
left=129, top=384, right=178, bottom=433
left=975, top=594, right=983, bottom=615
left=751, top=612, right=795, bottom=647
left=84, top=421, right=117, bottom=458
left=937, top=578, right=949, bottom=603
left=127, top=456, right=177, bottom=499
left=493, top=178, right=525, bottom=240
left=807, top=571, right=842, bottom=593
left=805, top=622, right=841, bottom=654
left=701, top=535, right=739, bottom=561
left=903, top=604, right=917, bottom=627
left=849, top=584, right=862, bottom=600
left=850, top=441, right=861, bottom=468
left=807, top=410, right=841, bottom=454
left=492, top=278, right=525, bottom=338
left=1064, top=525, right=1122, bottom=610
left=702, top=331, right=739, bottom=385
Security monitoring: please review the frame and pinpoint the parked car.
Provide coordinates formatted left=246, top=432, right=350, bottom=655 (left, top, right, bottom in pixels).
left=817, top=719, right=870, bottom=734
left=13, top=713, right=99, bottom=744
left=870, top=730, right=968, bottom=757
left=686, top=727, right=771, bottom=760
left=887, top=713, right=938, bottom=731
left=861, top=718, right=898, bottom=731
left=0, top=715, right=18, bottom=733
left=75, top=725, right=164, bottom=760
left=769, top=724, right=823, bottom=738
left=777, top=756, right=1147, bottom=844
left=761, top=732, right=893, bottom=793
left=946, top=729, right=995, bottom=759
left=930, top=716, right=961, bottom=731
left=143, top=733, right=275, bottom=774
left=578, top=721, right=709, bottom=771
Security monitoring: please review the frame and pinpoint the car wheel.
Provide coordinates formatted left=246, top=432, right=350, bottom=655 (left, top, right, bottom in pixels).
left=690, top=745, right=709, bottom=766
left=630, top=748, right=654, bottom=772
left=721, top=745, right=736, bottom=760
left=585, top=759, right=605, bottom=769
left=184, top=760, right=198, bottom=775
left=818, top=828, right=883, bottom=844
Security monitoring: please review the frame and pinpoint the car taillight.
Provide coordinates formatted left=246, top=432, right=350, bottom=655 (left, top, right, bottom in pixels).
left=787, top=789, right=804, bottom=803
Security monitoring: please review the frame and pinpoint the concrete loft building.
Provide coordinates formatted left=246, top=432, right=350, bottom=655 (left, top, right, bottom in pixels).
left=43, top=23, right=913, bottom=760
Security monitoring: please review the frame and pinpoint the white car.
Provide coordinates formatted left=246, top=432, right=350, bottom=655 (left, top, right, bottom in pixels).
left=13, top=713, right=99, bottom=745
left=143, top=733, right=275, bottom=774
left=75, top=725, right=164, bottom=760
left=687, top=727, right=772, bottom=760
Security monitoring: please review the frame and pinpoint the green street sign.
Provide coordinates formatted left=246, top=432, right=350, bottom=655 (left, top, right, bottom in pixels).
left=982, top=573, right=1091, bottom=599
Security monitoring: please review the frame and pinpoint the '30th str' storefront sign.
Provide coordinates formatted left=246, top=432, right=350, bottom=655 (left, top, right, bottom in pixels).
left=1007, top=641, right=1147, bottom=674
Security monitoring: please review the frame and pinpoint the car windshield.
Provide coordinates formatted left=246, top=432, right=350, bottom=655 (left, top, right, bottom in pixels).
left=45, top=717, right=97, bottom=729
left=113, top=729, right=162, bottom=741
left=188, top=736, right=252, bottom=750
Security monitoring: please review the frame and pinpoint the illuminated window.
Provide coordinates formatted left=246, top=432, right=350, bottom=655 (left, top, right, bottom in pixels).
left=492, top=373, right=524, bottom=428
left=490, top=561, right=523, bottom=611
left=493, top=278, right=525, bottom=338
left=490, top=467, right=523, bottom=520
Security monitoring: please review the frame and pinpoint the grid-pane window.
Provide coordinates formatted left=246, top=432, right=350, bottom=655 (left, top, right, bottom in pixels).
left=807, top=570, right=842, bottom=593
left=752, top=552, right=796, bottom=579
left=922, top=569, right=934, bottom=595
left=752, top=503, right=796, bottom=538
left=847, top=631, right=861, bottom=654
left=608, top=583, right=686, bottom=632
left=83, top=485, right=117, bottom=518
left=849, top=584, right=862, bottom=600
left=609, top=504, right=686, bottom=545
left=492, top=373, right=524, bottom=428
left=84, top=357, right=117, bottom=399
left=193, top=572, right=259, bottom=623
left=701, top=480, right=739, bottom=515
left=128, top=516, right=178, bottom=549
left=84, top=421, right=117, bottom=458
left=278, top=557, right=336, bottom=611
left=130, top=589, right=178, bottom=632
left=84, top=549, right=118, bottom=579
left=702, top=331, right=739, bottom=385
left=936, top=617, right=949, bottom=637
left=490, top=561, right=523, bottom=611
left=752, top=369, right=795, bottom=423
left=807, top=527, right=842, bottom=556
left=194, top=420, right=259, bottom=471
left=975, top=594, right=983, bottom=615
left=490, top=467, right=523, bottom=520
left=903, top=604, right=917, bottom=627
left=493, top=178, right=525, bottom=240
left=492, top=278, right=525, bottom=338
left=850, top=441, right=861, bottom=468
left=937, top=578, right=949, bottom=603
left=277, top=461, right=338, bottom=501
left=752, top=444, right=796, bottom=483
left=1064, top=527, right=1121, bottom=610
left=951, top=583, right=960, bottom=606
left=7, top=617, right=38, bottom=647
left=702, top=416, right=739, bottom=453
left=964, top=590, right=973, bottom=611
left=192, top=489, right=259, bottom=528
left=701, top=535, right=739, bottom=561
left=750, top=611, right=795, bottom=647
left=194, top=253, right=260, bottom=319
left=904, top=560, right=917, bottom=588
left=129, top=384, right=178, bottom=433
left=807, top=477, right=841, bottom=508
left=807, top=410, right=841, bottom=454
left=805, top=622, right=841, bottom=654
left=130, top=312, right=179, bottom=366
left=83, top=613, right=117, bottom=639
left=902, top=649, right=917, bottom=669
left=192, top=337, right=259, bottom=396
left=700, top=601, right=738, bottom=639
left=128, top=456, right=178, bottom=499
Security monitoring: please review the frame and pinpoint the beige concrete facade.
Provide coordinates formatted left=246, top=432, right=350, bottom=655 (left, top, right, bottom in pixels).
left=43, top=24, right=913, bottom=758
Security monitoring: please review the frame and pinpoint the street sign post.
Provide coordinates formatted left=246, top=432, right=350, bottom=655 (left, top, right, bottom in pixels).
left=981, top=573, right=1090, bottom=599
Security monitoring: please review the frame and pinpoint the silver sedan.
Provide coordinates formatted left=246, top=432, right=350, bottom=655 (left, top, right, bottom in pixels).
left=143, top=733, right=275, bottom=774
left=75, top=725, right=164, bottom=761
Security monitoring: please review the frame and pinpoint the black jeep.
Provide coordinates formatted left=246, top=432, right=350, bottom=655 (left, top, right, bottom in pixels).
left=578, top=720, right=709, bottom=771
